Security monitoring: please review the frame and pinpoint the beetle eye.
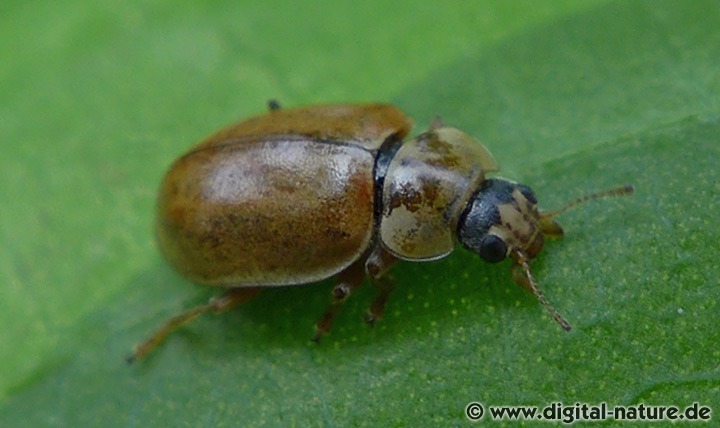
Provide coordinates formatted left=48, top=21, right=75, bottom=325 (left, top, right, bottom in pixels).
left=518, top=184, right=538, bottom=205
left=479, top=235, right=508, bottom=263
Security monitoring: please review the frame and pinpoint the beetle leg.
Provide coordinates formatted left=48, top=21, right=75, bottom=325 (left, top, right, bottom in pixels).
left=267, top=99, right=281, bottom=111
left=363, top=245, right=398, bottom=326
left=510, top=250, right=572, bottom=332
left=313, top=258, right=367, bottom=342
left=127, top=287, right=261, bottom=363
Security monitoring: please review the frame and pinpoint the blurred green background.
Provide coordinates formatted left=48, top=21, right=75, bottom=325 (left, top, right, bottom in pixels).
left=2, top=0, right=719, bottom=426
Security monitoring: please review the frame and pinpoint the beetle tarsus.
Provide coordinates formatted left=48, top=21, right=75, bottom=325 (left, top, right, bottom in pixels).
left=364, top=279, right=394, bottom=326
left=363, top=312, right=379, bottom=327
left=311, top=326, right=324, bottom=343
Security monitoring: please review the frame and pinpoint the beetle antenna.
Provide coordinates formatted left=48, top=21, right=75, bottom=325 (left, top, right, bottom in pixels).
left=511, top=251, right=572, bottom=331
left=541, top=184, right=634, bottom=219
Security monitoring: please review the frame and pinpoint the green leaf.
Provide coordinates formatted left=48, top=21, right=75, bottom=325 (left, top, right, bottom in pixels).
left=2, top=0, right=719, bottom=426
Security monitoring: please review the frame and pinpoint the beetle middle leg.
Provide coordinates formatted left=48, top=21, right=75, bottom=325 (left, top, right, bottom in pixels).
left=363, top=246, right=398, bottom=326
left=313, top=246, right=399, bottom=341
left=313, top=258, right=367, bottom=342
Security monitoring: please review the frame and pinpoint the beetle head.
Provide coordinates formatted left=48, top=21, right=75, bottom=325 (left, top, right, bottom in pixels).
left=457, top=177, right=570, bottom=330
left=458, top=179, right=633, bottom=332
left=458, top=178, right=562, bottom=264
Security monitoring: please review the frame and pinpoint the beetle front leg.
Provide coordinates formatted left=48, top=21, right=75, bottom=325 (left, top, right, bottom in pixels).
left=313, top=258, right=367, bottom=342
left=363, top=245, right=398, bottom=326
left=510, top=251, right=572, bottom=332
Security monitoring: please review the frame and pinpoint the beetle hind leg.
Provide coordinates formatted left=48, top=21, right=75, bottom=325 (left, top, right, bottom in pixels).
left=313, top=258, right=366, bottom=342
left=127, top=287, right=261, bottom=363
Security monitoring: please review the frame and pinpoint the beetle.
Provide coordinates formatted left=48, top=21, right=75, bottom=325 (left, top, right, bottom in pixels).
left=127, top=102, right=633, bottom=362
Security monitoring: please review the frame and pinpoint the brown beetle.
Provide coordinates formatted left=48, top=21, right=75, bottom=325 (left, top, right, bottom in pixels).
left=128, top=102, right=633, bottom=362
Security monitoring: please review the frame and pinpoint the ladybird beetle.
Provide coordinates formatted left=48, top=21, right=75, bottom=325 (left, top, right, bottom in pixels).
left=128, top=102, right=633, bottom=362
